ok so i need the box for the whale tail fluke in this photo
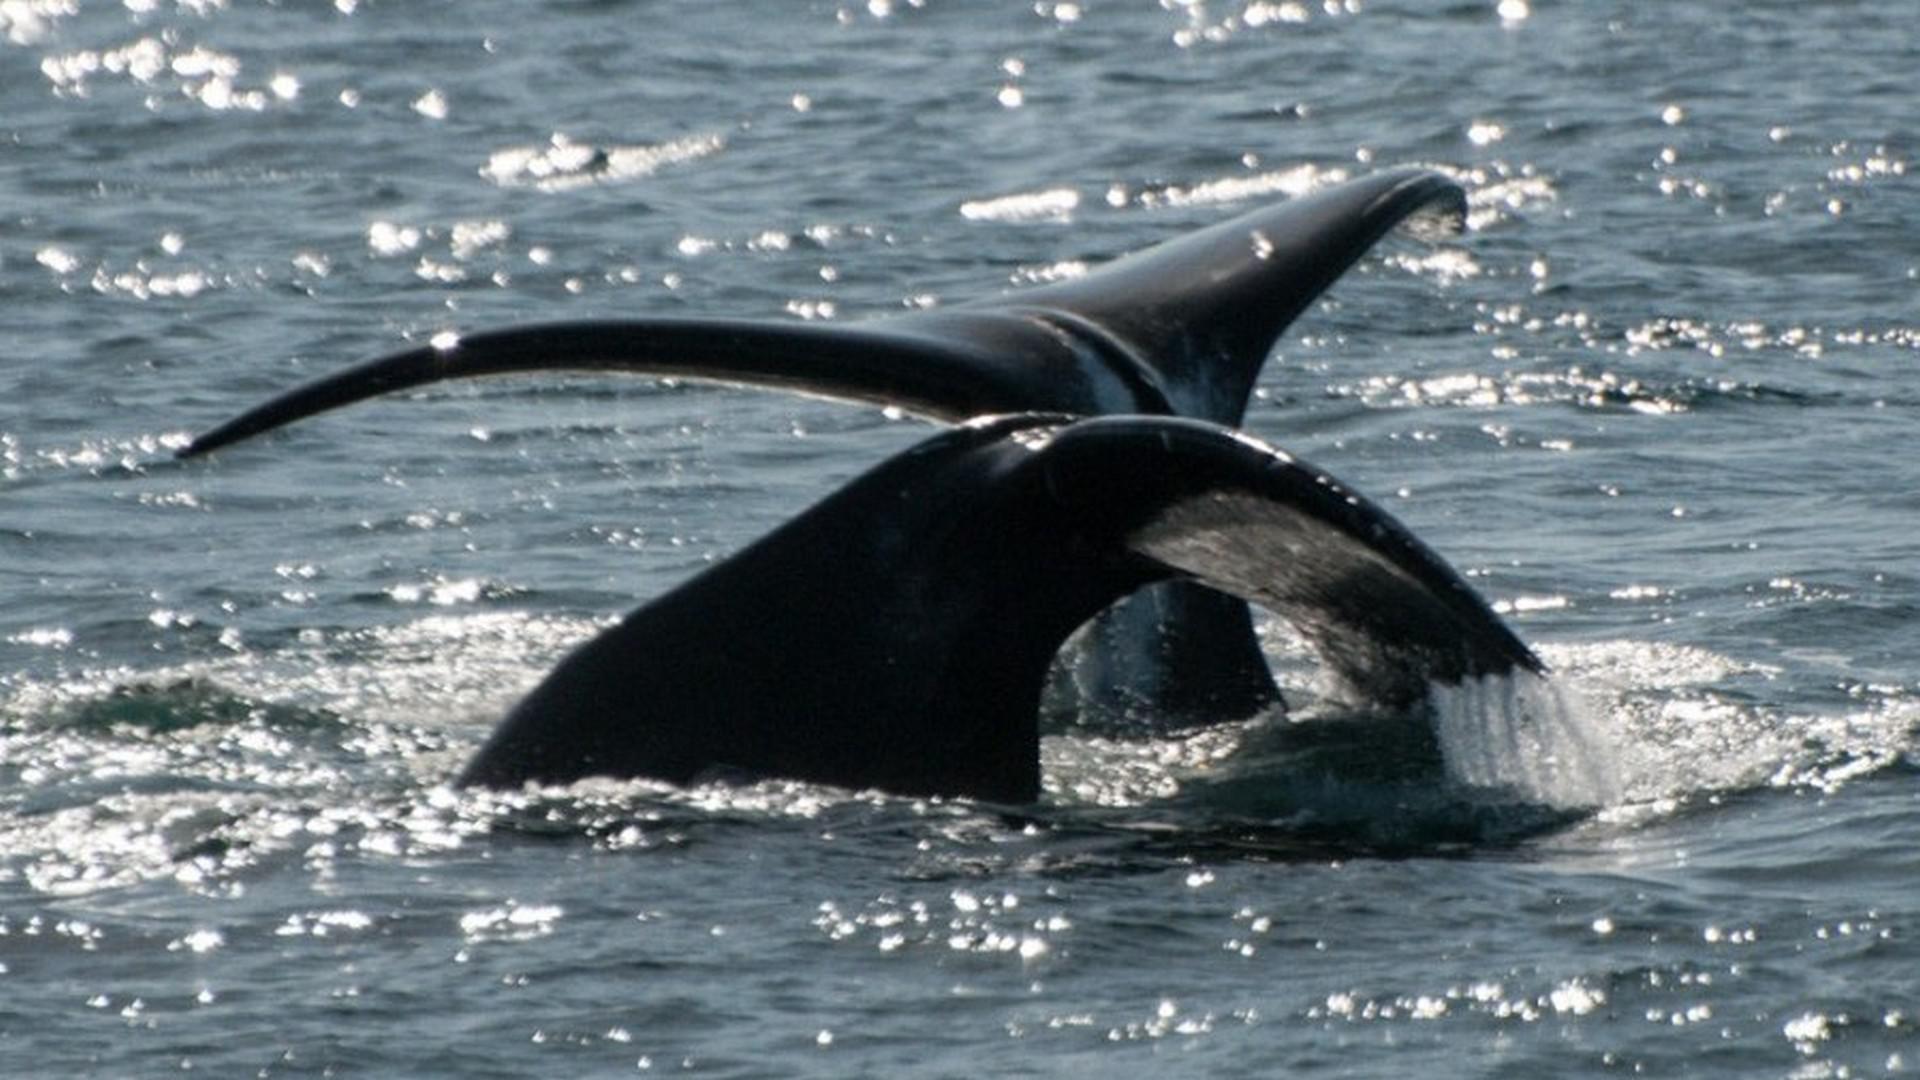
[1034,416,1540,700]
[176,168,1466,459]
[457,414,1538,800]
[175,170,1487,785]
[174,318,1041,458]
[1003,167,1467,422]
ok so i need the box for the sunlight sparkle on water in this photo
[1,0,76,46]
[1133,163,1342,209]
[34,246,80,274]
[37,35,291,111]
[461,902,564,942]
[1010,259,1088,286]
[959,187,1080,224]
[412,88,448,119]
[368,221,423,257]
[480,133,725,192]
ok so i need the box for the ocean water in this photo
[3,1,1917,1076]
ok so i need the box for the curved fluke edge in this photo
[456,414,1540,802]
[176,318,1055,458]
[1003,166,1465,421]
[176,167,1464,459]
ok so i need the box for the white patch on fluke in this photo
[1429,672,1622,809]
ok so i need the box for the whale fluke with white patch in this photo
[178,169,1467,729]
[454,415,1540,801]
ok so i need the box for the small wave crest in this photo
[480,132,725,192]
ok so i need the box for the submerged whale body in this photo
[179,169,1467,728]
[451,414,1538,799]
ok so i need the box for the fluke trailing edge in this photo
[452,415,1540,800]
[178,168,1468,727]
[179,169,1463,452]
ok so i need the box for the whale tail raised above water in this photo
[177,168,1464,457]
[177,168,1470,737]
[455,414,1540,801]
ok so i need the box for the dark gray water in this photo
[3,2,1917,1075]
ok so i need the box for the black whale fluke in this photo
[177,168,1463,457]
[177,168,1468,734]
[454,414,1540,801]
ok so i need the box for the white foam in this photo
[1430,672,1623,809]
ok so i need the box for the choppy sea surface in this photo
[3,2,1917,1076]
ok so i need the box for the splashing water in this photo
[1429,673,1623,810]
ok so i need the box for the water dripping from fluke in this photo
[1429,672,1624,811]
